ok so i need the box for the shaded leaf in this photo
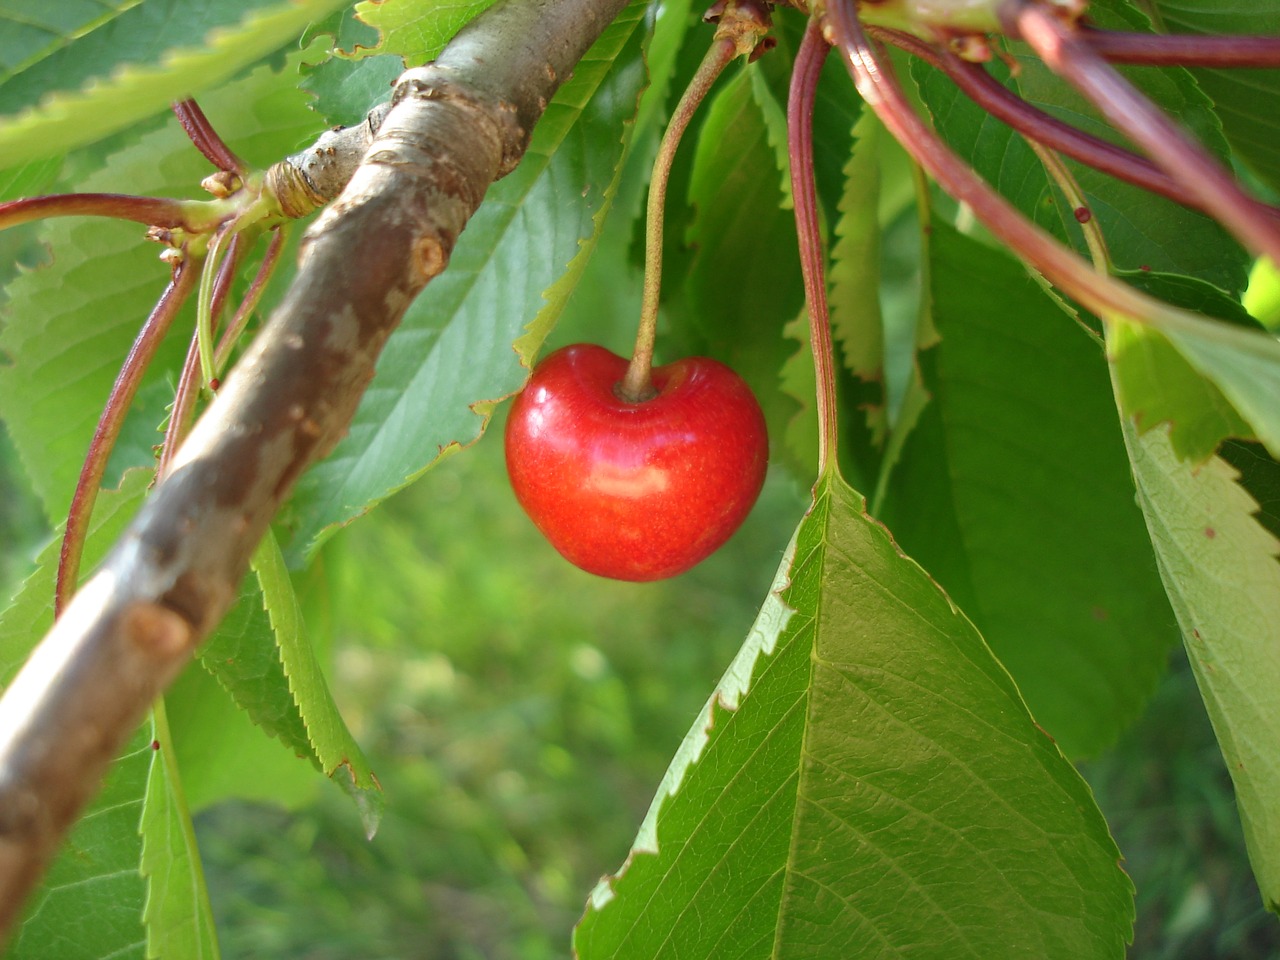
[829,110,887,464]
[878,222,1177,757]
[0,470,148,958]
[8,727,151,960]
[912,7,1250,295]
[680,64,804,460]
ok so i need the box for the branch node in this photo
[122,602,192,663]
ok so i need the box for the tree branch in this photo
[0,0,629,940]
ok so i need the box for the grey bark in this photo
[0,0,630,940]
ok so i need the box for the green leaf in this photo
[140,702,220,960]
[878,223,1177,757]
[829,110,887,458]
[0,0,349,165]
[0,1,139,84]
[285,2,649,557]
[1109,320,1254,462]
[0,54,328,521]
[166,657,318,813]
[1152,308,1280,464]
[1107,270,1266,462]
[1115,417,1280,912]
[196,577,312,762]
[299,5,405,127]
[355,0,497,64]
[0,470,149,958]
[250,529,382,833]
[576,473,1133,958]
[679,64,804,459]
[1152,0,1280,193]
[0,469,149,685]
[8,726,151,960]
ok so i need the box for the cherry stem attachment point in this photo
[55,261,200,614]
[788,18,839,477]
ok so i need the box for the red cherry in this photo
[505,344,768,581]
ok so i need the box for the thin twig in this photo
[1081,28,1280,68]
[870,26,1280,224]
[788,18,839,476]
[825,0,1253,335]
[54,263,200,614]
[0,193,223,232]
[1007,1,1280,265]
[173,99,248,176]
[214,228,288,375]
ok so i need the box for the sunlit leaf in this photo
[165,660,318,813]
[0,0,349,165]
[1115,417,1280,912]
[355,0,497,64]
[250,529,382,834]
[0,55,327,521]
[576,472,1133,959]
[1110,320,1254,462]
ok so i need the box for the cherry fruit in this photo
[505,344,768,581]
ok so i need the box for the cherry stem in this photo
[55,260,200,615]
[871,27,1280,225]
[213,227,288,373]
[788,18,839,477]
[1007,1,1280,267]
[1026,138,1112,273]
[158,231,269,481]
[827,0,1261,350]
[173,99,247,176]
[620,36,739,403]
[160,328,206,481]
[1080,28,1280,69]
[197,214,259,387]
[0,193,221,233]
